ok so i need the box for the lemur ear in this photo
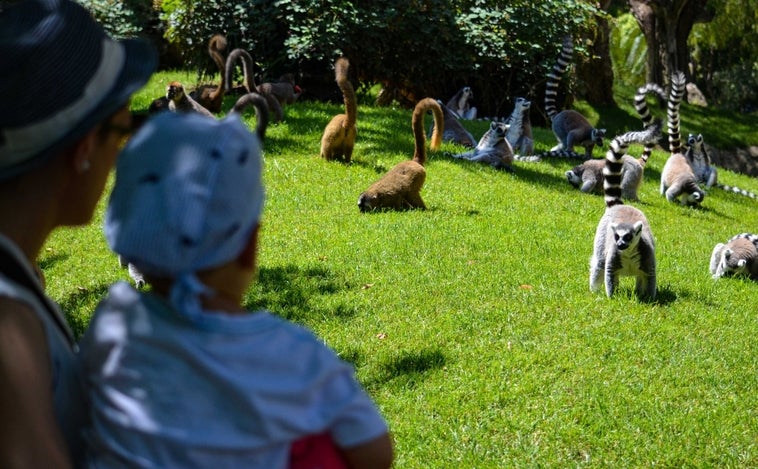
[737,259,747,268]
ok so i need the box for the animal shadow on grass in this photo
[363,348,446,392]
[38,252,69,271]
[58,283,111,339]
[244,264,358,325]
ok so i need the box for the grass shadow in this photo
[364,347,446,391]
[245,264,357,325]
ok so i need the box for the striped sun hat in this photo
[0,0,157,180]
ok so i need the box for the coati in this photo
[589,123,662,300]
[258,73,303,107]
[430,100,476,148]
[710,233,758,280]
[544,35,606,158]
[166,81,214,118]
[357,98,443,212]
[230,92,269,140]
[223,48,285,122]
[452,121,542,171]
[446,86,477,120]
[320,57,358,162]
[660,71,705,206]
[190,34,228,114]
[504,97,534,156]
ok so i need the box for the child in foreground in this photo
[78,112,393,468]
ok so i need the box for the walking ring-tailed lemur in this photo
[543,35,606,159]
[589,122,662,300]
[710,233,758,280]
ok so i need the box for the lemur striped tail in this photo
[717,183,758,200]
[534,149,591,160]
[544,36,573,121]
[603,120,663,207]
[634,83,666,165]
[667,71,686,154]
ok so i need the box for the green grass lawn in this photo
[44,72,758,467]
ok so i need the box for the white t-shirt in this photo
[79,281,388,468]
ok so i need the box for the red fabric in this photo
[289,432,348,469]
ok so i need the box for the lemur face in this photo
[593,128,606,146]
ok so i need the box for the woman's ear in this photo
[69,131,97,174]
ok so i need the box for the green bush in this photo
[156,0,602,116]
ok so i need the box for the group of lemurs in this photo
[131,33,758,291]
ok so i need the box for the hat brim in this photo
[0,37,157,181]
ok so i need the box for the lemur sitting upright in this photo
[544,35,605,159]
[446,86,477,120]
[504,97,534,156]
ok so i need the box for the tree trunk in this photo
[576,0,616,106]
[628,0,712,89]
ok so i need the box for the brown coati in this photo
[357,98,444,212]
[544,35,606,158]
[166,81,214,118]
[320,57,358,162]
[230,92,269,140]
[190,34,228,114]
[224,48,284,122]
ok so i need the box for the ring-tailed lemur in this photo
[446,86,477,120]
[589,122,662,300]
[660,71,705,206]
[685,133,717,188]
[667,71,686,154]
[504,97,534,156]
[710,233,758,280]
[544,35,606,158]
[634,82,666,164]
[568,83,666,199]
[430,100,476,148]
[451,121,541,171]
[565,84,666,200]
[565,120,662,200]
[685,133,758,199]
